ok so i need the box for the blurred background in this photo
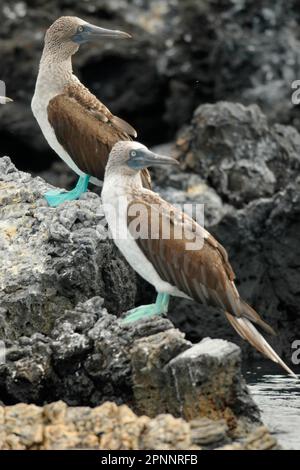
[1,0,300,173]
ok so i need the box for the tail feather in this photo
[241,300,276,336]
[225,312,297,378]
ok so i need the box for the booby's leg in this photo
[122,293,170,324]
[45,175,90,207]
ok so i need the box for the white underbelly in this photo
[32,100,103,186]
[115,232,178,294]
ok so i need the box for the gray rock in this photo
[1,294,260,435]
[131,328,191,417]
[0,293,179,406]
[0,156,137,340]
[132,336,260,432]
[176,102,300,207]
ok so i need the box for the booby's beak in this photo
[127,148,179,170]
[72,23,131,44]
[0,96,13,104]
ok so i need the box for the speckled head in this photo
[106,141,179,177]
[44,16,131,59]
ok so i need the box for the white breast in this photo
[31,73,85,177]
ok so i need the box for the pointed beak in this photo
[0,96,13,104]
[127,148,179,170]
[73,23,131,44]
[87,24,131,39]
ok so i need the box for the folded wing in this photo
[47,84,150,188]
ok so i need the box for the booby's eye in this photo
[77,25,84,33]
[130,150,137,157]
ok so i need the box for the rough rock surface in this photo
[1,0,300,173]
[0,294,259,436]
[176,102,300,208]
[0,401,278,450]
[0,156,137,339]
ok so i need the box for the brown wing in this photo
[64,82,138,138]
[127,193,236,308]
[47,85,151,188]
[48,94,124,179]
[127,192,274,334]
[127,193,294,375]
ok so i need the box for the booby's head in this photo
[44,16,131,58]
[107,141,179,177]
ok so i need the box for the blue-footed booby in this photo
[102,141,297,378]
[32,16,150,207]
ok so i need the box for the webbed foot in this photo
[45,175,90,207]
[122,293,170,324]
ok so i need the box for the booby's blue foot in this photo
[122,293,170,324]
[45,175,90,207]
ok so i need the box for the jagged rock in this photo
[132,337,260,432]
[0,156,136,339]
[0,401,278,450]
[0,290,261,435]
[1,0,300,174]
[3,403,44,449]
[175,102,300,208]
[130,328,190,418]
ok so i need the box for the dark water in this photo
[245,362,300,450]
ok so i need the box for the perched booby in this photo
[32,16,150,207]
[102,141,297,378]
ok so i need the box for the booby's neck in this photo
[35,45,77,95]
[102,168,144,201]
[39,50,73,80]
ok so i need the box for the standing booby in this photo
[102,141,297,378]
[32,16,150,207]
